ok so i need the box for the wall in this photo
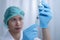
[48,0,60,40]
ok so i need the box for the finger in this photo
[44,8,50,12]
[41,1,50,9]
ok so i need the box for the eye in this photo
[19,17,22,21]
[11,18,16,21]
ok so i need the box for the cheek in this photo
[20,21,24,27]
[8,22,17,31]
[11,22,16,26]
[8,21,16,28]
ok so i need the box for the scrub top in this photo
[0,30,41,40]
[0,30,23,40]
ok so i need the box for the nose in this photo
[16,21,21,26]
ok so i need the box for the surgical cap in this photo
[4,6,25,25]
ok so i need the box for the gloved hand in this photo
[23,24,38,40]
[38,1,52,28]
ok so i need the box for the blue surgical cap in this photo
[4,6,25,25]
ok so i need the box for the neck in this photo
[9,30,21,40]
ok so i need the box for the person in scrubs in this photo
[0,6,40,40]
[0,1,52,40]
[3,6,24,40]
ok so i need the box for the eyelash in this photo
[11,19,16,21]
[19,18,22,20]
[11,18,22,21]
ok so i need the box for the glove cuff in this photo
[40,24,48,28]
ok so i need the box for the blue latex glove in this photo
[23,24,38,40]
[38,1,52,28]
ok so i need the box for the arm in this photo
[42,28,50,40]
[38,0,52,40]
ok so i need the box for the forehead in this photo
[11,15,23,19]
